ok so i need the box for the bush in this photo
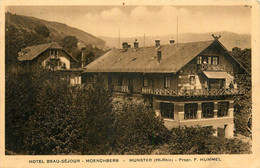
[168,126,214,154]
[166,126,251,154]
[6,70,114,155]
[204,136,251,154]
[111,98,171,154]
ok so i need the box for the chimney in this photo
[134,39,139,49]
[122,42,129,51]
[155,39,160,48]
[169,39,175,44]
[81,51,86,68]
[81,47,87,68]
[157,50,162,63]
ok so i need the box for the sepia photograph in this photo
[4,4,253,155]
[1,1,259,167]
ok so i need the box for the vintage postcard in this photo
[0,0,259,167]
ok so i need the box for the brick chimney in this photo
[169,39,175,44]
[155,39,160,48]
[134,39,139,49]
[81,48,86,68]
[122,42,129,51]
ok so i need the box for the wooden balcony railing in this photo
[199,64,226,71]
[113,86,130,93]
[141,87,246,97]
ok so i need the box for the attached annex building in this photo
[83,37,248,138]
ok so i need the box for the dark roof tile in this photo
[84,40,214,73]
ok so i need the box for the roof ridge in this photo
[113,40,214,51]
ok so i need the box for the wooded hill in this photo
[6,12,106,49]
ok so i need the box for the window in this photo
[197,56,202,64]
[165,77,171,88]
[160,102,174,119]
[50,50,58,56]
[143,76,149,87]
[212,56,219,65]
[148,78,154,87]
[184,103,198,119]
[208,56,212,64]
[189,76,196,89]
[179,75,189,85]
[218,102,229,117]
[118,76,123,86]
[202,56,208,64]
[202,103,214,118]
[143,76,153,87]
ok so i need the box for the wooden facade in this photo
[84,38,247,138]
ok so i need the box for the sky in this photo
[6,6,251,38]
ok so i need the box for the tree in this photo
[60,36,78,54]
[231,48,252,136]
[79,74,114,154]
[34,25,50,38]
[111,98,170,154]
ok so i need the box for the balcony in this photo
[199,64,226,71]
[113,86,130,93]
[141,87,245,97]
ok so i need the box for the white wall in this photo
[41,56,70,69]
[60,56,70,69]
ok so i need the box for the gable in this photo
[178,40,248,74]
[18,42,78,63]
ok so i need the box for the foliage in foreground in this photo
[5,69,113,154]
[231,47,252,137]
[111,98,171,154]
[164,126,251,154]
[6,69,251,155]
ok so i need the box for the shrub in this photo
[168,126,214,154]
[111,98,171,154]
[6,70,114,155]
[166,126,251,154]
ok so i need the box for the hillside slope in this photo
[100,31,251,50]
[6,12,106,49]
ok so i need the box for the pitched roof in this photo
[18,42,77,62]
[84,40,214,73]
